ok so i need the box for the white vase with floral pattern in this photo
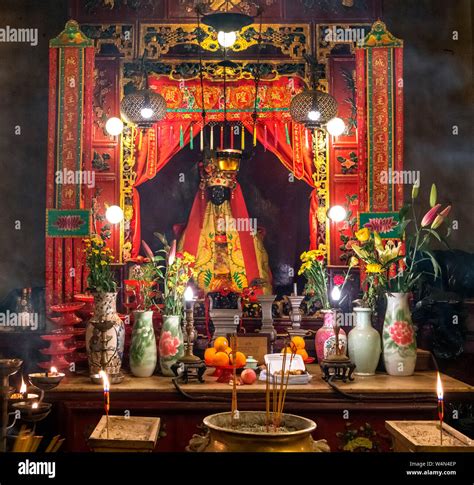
[383,292,417,376]
[159,315,184,377]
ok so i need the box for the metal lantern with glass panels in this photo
[290,55,345,136]
[289,89,338,129]
[120,88,167,129]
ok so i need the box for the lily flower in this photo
[421,204,441,227]
[431,205,452,230]
[373,231,384,251]
[376,240,402,265]
[430,183,437,207]
[352,244,370,261]
[168,240,177,266]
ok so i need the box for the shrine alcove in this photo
[137,138,312,296]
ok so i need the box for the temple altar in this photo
[0,0,473,479]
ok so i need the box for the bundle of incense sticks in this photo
[230,334,238,428]
[13,426,64,452]
[265,342,296,431]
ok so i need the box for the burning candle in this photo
[210,126,214,150]
[99,370,110,439]
[49,366,58,377]
[200,125,204,151]
[437,372,444,445]
[20,379,27,400]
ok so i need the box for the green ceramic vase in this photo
[130,310,157,378]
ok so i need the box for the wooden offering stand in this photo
[320,322,355,382]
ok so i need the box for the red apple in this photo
[240,368,257,385]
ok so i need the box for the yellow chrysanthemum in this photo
[298,261,312,275]
[366,263,382,273]
[355,227,370,242]
[100,260,107,266]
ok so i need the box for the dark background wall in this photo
[383,0,473,252]
[0,0,471,300]
[0,0,68,300]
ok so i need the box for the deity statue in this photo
[178,149,272,295]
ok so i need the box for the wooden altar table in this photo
[46,366,474,452]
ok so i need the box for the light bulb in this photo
[331,286,341,302]
[327,117,345,136]
[140,107,153,119]
[184,286,194,302]
[105,205,124,224]
[327,205,347,222]
[217,30,237,48]
[105,117,124,136]
[308,110,321,121]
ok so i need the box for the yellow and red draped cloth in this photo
[130,75,318,257]
[356,20,404,213]
[177,183,272,294]
[46,21,94,305]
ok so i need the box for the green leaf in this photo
[423,249,441,279]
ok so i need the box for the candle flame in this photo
[20,379,27,394]
[437,372,444,400]
[32,402,39,409]
[50,366,58,375]
[99,370,110,392]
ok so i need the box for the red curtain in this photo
[131,119,320,256]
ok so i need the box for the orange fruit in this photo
[214,336,229,352]
[204,347,217,365]
[291,336,305,350]
[230,351,246,368]
[224,347,233,355]
[213,351,230,367]
[296,348,309,361]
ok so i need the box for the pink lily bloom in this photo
[421,204,441,227]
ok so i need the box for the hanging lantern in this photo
[290,89,338,129]
[120,89,167,129]
[201,12,253,48]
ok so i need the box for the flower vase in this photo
[86,291,125,378]
[348,307,381,376]
[130,311,157,378]
[383,293,417,376]
[159,315,184,377]
[315,309,347,362]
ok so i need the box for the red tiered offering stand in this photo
[39,303,86,372]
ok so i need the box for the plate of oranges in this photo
[204,337,248,383]
[281,336,315,364]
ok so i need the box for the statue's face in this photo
[207,186,230,206]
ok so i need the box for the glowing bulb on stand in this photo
[184,286,194,302]
[327,205,347,223]
[105,205,124,224]
[327,117,345,137]
[217,30,237,48]
[331,286,342,302]
[105,117,124,136]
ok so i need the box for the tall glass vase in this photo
[348,307,381,376]
[159,315,184,377]
[86,291,125,379]
[130,310,157,378]
[383,292,417,376]
[315,309,347,363]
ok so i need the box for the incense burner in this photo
[187,411,329,452]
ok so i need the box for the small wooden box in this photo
[88,415,160,452]
[386,420,474,452]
